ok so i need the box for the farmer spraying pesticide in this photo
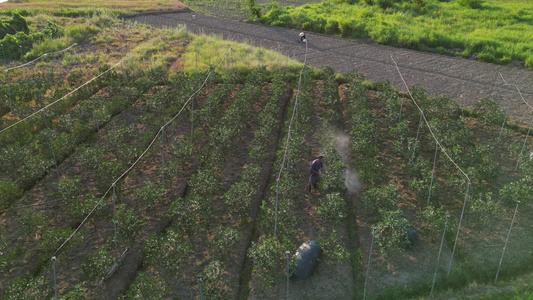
[308,155,323,192]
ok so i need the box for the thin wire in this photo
[276,40,308,182]
[0,61,121,135]
[5,43,77,72]
[52,49,230,257]
[390,55,471,184]
[499,72,533,112]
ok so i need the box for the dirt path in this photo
[127,10,533,126]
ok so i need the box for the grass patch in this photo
[0,0,184,13]
[181,33,302,73]
[260,0,533,68]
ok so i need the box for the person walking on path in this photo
[308,155,323,192]
[299,32,306,43]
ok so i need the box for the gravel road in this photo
[127,10,533,125]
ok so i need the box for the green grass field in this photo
[260,0,533,68]
[0,0,186,12]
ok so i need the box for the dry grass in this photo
[0,0,188,11]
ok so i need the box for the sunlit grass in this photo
[261,0,533,68]
[181,33,302,73]
[0,0,185,12]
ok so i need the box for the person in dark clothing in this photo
[308,155,323,192]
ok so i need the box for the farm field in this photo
[0,0,187,12]
[185,0,533,69]
[1,3,533,300]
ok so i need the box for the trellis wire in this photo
[363,227,376,300]
[430,215,450,298]
[285,40,307,173]
[494,200,520,284]
[5,43,77,73]
[390,55,472,277]
[274,39,308,237]
[498,73,533,170]
[51,48,230,261]
[0,60,122,135]
[4,43,77,115]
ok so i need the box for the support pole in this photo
[197,276,204,300]
[161,127,165,185]
[286,250,291,300]
[112,183,118,260]
[191,94,194,143]
[515,118,532,171]
[412,114,423,161]
[52,256,58,300]
[430,215,450,298]
[427,142,439,206]
[363,227,376,300]
[448,182,471,276]
[42,109,58,170]
[494,201,520,284]
[91,86,100,132]
[274,178,280,237]
[7,70,13,116]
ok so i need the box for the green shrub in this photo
[2,275,52,300]
[248,236,291,288]
[456,0,485,9]
[421,205,452,234]
[116,204,148,246]
[499,179,533,206]
[41,20,64,39]
[317,193,347,226]
[359,159,388,186]
[82,249,115,281]
[0,180,23,209]
[525,55,533,69]
[144,228,193,274]
[210,226,242,261]
[0,31,34,59]
[0,12,29,40]
[66,24,100,43]
[473,99,506,126]
[376,0,394,9]
[119,272,166,300]
[135,181,166,211]
[361,183,402,215]
[202,260,230,299]
[59,285,85,300]
[374,209,411,256]
[469,192,502,227]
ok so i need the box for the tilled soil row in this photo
[126,10,533,126]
